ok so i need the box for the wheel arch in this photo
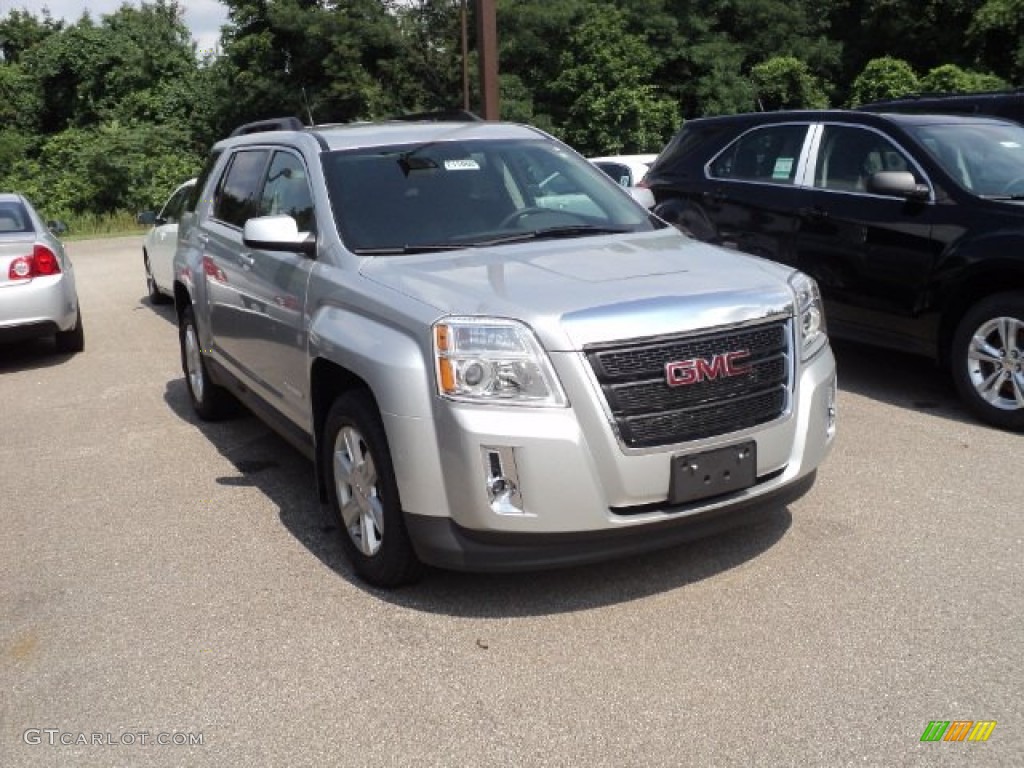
[938,263,1024,367]
[310,358,375,503]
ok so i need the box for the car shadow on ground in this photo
[164,376,794,617]
[135,295,177,325]
[830,339,979,427]
[0,337,77,372]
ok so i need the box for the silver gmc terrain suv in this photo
[173,115,837,587]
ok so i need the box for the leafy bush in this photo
[751,56,830,110]
[848,57,919,106]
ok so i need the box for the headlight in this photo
[433,317,568,406]
[789,272,827,360]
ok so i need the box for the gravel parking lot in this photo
[1,236,1020,767]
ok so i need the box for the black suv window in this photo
[709,124,808,184]
[258,151,316,233]
[214,149,270,228]
[813,125,921,193]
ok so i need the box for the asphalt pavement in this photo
[1,236,1020,767]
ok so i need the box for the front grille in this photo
[585,320,791,448]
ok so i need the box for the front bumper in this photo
[406,471,816,571]
[390,341,837,570]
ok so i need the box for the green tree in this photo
[3,123,201,217]
[211,0,408,131]
[848,56,920,106]
[550,5,679,153]
[0,8,62,63]
[829,0,989,102]
[751,56,829,110]
[968,0,1024,84]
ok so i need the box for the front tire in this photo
[323,390,423,587]
[179,304,235,420]
[951,292,1024,431]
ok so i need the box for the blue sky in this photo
[0,0,229,53]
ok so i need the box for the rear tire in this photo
[179,304,236,420]
[55,306,85,354]
[323,390,423,587]
[951,292,1024,431]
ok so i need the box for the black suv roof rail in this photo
[228,116,306,137]
[872,87,1024,102]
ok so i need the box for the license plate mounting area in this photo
[668,441,757,505]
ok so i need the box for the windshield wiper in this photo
[352,244,467,255]
[469,225,633,246]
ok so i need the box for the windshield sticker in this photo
[773,157,794,179]
[444,159,481,171]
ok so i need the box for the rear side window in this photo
[709,124,808,184]
[213,150,270,227]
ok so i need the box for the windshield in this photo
[322,138,661,253]
[907,121,1024,197]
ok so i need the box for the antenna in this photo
[301,88,315,127]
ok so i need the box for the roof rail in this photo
[228,116,306,137]
[882,87,1024,102]
[389,109,484,123]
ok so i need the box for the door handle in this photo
[238,252,255,269]
[799,207,828,219]
[196,234,209,247]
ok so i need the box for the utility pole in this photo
[475,0,499,120]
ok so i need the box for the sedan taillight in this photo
[8,245,61,280]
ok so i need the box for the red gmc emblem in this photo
[666,350,751,387]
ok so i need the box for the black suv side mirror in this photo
[867,171,930,200]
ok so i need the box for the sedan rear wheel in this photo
[952,292,1024,431]
[55,306,85,354]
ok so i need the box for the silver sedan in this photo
[0,193,83,353]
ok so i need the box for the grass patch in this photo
[57,210,149,240]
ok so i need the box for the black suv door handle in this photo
[799,206,829,219]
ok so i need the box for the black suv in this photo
[644,109,1024,430]
[858,88,1024,126]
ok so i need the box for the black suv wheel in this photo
[952,293,1024,431]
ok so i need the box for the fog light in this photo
[481,446,528,516]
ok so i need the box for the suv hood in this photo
[359,229,796,350]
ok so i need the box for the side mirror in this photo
[137,211,157,226]
[628,186,656,209]
[867,171,930,200]
[47,220,68,235]
[243,214,316,256]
